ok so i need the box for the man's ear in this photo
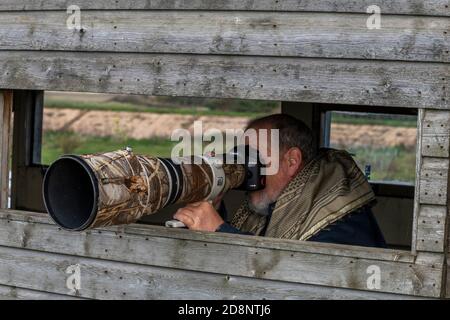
[285,147,302,176]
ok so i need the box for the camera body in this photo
[227,145,266,192]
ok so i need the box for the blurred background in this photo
[42,92,417,184]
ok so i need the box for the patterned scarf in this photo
[230,149,376,240]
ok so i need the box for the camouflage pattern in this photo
[78,149,245,229]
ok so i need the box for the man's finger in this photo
[174,211,195,227]
[187,201,204,207]
[174,207,194,218]
[191,200,213,207]
[174,207,195,219]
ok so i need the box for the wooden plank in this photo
[0,246,426,300]
[0,209,417,262]
[0,51,448,109]
[0,212,442,297]
[412,108,424,254]
[447,260,450,298]
[419,157,449,205]
[421,110,450,158]
[0,12,448,63]
[0,284,83,300]
[416,205,447,252]
[0,91,12,209]
[0,0,448,16]
[447,254,450,297]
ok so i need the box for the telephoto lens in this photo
[43,147,264,231]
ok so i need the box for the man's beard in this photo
[248,190,278,217]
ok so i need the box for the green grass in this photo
[329,112,417,183]
[333,145,416,183]
[331,113,417,128]
[42,131,177,165]
[44,99,266,118]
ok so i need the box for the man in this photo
[174,114,386,248]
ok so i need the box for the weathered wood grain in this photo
[419,157,449,205]
[0,246,427,300]
[411,109,424,254]
[0,0,448,16]
[421,110,450,158]
[447,260,450,298]
[414,109,450,256]
[0,51,448,109]
[0,284,83,300]
[416,205,447,252]
[0,209,417,262]
[0,210,442,297]
[0,11,448,63]
[0,91,12,209]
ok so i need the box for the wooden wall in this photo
[0,91,12,209]
[415,110,450,252]
[0,1,448,15]
[0,209,435,299]
[0,1,449,299]
[411,109,450,298]
[0,1,448,109]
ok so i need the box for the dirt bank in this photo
[43,108,249,139]
[43,108,416,148]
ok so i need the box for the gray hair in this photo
[246,114,317,164]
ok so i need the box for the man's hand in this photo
[174,201,224,232]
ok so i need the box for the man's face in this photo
[244,125,302,215]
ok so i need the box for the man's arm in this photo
[216,222,254,235]
[308,207,387,248]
